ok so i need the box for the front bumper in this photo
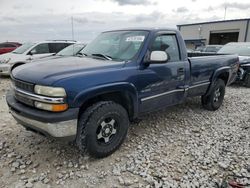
[0,64,11,76]
[6,91,79,140]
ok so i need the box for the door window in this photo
[32,43,49,54]
[151,35,180,62]
[49,43,72,53]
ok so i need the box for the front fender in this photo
[73,82,138,117]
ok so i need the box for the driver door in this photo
[139,32,188,113]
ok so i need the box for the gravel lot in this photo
[0,77,249,188]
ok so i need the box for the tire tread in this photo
[201,79,225,111]
[76,101,129,158]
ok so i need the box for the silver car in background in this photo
[0,40,75,76]
[218,42,250,87]
[35,43,86,61]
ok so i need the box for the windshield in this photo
[12,43,35,54]
[80,30,148,61]
[57,44,85,56]
[218,43,250,56]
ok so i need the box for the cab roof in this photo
[103,27,178,33]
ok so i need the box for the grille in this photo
[12,78,34,106]
[13,79,34,92]
[15,92,34,106]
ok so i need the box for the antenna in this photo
[71,16,74,40]
[224,5,227,20]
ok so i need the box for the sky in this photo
[0,0,250,43]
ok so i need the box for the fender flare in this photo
[206,66,230,96]
[73,82,139,118]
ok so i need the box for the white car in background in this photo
[36,43,86,61]
[0,40,75,76]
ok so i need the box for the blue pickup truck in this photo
[7,28,239,158]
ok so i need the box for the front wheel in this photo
[201,79,225,111]
[76,101,129,158]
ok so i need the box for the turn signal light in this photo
[34,101,68,112]
[52,104,68,112]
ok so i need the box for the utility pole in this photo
[71,16,74,40]
[224,5,227,20]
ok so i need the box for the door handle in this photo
[177,68,185,81]
[178,68,185,75]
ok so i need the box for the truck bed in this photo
[187,54,238,97]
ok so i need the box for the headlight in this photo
[34,85,66,97]
[34,102,68,112]
[0,58,11,64]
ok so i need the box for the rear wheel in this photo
[76,101,129,158]
[244,72,250,88]
[201,79,225,111]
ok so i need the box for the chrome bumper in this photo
[0,64,11,75]
[10,109,77,138]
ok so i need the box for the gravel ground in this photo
[0,77,249,188]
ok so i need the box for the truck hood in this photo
[0,52,27,64]
[12,56,125,85]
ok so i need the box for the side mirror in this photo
[149,51,168,64]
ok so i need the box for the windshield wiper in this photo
[91,53,112,60]
[76,52,88,57]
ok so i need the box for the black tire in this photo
[201,79,225,111]
[76,101,129,158]
[244,72,250,88]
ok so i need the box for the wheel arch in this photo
[74,83,138,121]
[10,62,26,72]
[205,67,230,96]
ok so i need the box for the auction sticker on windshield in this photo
[126,36,145,42]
